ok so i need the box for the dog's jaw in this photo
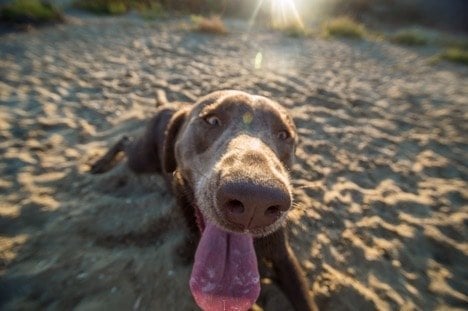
[190,171,294,311]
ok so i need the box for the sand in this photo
[0,15,467,310]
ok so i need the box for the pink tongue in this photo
[189,221,260,311]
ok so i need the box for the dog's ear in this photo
[163,108,189,173]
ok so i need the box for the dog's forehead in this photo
[192,91,290,119]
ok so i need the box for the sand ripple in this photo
[1,16,467,310]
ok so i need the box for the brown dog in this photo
[90,90,317,311]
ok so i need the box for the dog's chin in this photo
[201,206,287,238]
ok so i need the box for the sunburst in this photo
[248,0,304,30]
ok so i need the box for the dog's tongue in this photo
[190,221,260,311]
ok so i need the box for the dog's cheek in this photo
[274,141,295,169]
[192,127,224,155]
[194,172,218,219]
[175,135,198,180]
[193,134,212,155]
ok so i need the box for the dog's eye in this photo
[277,130,290,140]
[204,115,221,127]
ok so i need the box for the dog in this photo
[90,90,317,311]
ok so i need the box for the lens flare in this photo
[254,52,263,69]
[270,0,304,29]
[248,0,304,30]
[248,0,266,29]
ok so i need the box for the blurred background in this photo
[1,0,468,31]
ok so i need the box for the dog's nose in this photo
[217,181,291,229]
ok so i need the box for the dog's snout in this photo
[217,181,291,229]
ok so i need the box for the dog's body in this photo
[91,90,317,311]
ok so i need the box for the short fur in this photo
[90,90,317,311]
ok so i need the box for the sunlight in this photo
[270,0,304,29]
[248,0,305,30]
[248,0,266,29]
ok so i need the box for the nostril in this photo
[217,180,291,229]
[226,199,245,214]
[265,205,282,218]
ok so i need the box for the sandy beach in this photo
[0,14,467,310]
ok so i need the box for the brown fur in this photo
[90,90,317,311]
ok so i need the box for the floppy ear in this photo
[162,108,188,173]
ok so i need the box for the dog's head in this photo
[162,90,298,310]
[164,90,298,237]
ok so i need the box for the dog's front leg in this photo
[256,228,318,311]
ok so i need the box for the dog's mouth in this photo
[189,207,261,311]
